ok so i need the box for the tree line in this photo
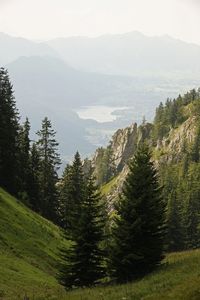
[153,88,200,141]
[0,68,61,223]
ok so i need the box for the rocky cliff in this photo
[92,90,200,206]
[92,122,153,185]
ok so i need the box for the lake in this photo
[76,105,128,123]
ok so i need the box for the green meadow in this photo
[0,188,200,300]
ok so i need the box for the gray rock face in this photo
[92,122,153,178]
[110,123,138,172]
[93,114,198,207]
[156,116,197,165]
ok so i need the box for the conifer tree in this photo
[166,191,184,251]
[17,117,31,202]
[110,143,166,282]
[191,124,200,163]
[58,171,106,289]
[0,68,20,194]
[36,117,61,222]
[59,163,73,228]
[28,142,41,212]
[65,152,85,232]
[183,170,200,249]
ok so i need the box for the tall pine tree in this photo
[59,163,73,228]
[166,190,184,251]
[28,142,41,212]
[61,152,85,231]
[36,117,61,222]
[0,68,20,194]
[17,117,31,202]
[110,143,166,282]
[58,170,106,289]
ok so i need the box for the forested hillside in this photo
[93,88,200,252]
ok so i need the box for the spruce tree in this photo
[184,193,200,249]
[191,123,200,163]
[0,68,20,194]
[183,169,200,249]
[59,163,73,228]
[58,172,106,289]
[65,152,85,232]
[17,117,31,202]
[36,117,61,222]
[28,143,41,212]
[110,143,166,282]
[166,191,184,251]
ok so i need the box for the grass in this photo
[63,249,200,300]
[0,188,200,299]
[0,188,67,299]
[101,175,120,195]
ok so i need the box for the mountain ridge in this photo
[92,89,200,203]
[47,31,200,77]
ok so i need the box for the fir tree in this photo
[0,68,20,194]
[110,143,166,282]
[17,117,31,202]
[191,123,200,163]
[36,117,61,222]
[65,152,85,232]
[184,193,200,249]
[166,191,184,251]
[183,170,200,249]
[58,172,106,289]
[59,163,73,228]
[28,142,41,212]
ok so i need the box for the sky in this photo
[0,0,199,44]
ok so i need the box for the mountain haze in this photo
[47,31,200,78]
[0,32,58,65]
[1,31,200,158]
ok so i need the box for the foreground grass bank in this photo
[0,188,67,299]
[0,188,200,299]
[64,249,200,300]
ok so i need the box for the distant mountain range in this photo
[47,31,200,78]
[0,32,58,65]
[1,31,200,161]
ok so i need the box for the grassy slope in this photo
[0,188,67,299]
[101,175,119,196]
[65,250,200,300]
[0,188,200,299]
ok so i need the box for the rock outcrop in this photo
[94,114,199,207]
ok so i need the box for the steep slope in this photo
[95,89,200,202]
[0,188,67,299]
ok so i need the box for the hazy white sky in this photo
[0,0,199,44]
